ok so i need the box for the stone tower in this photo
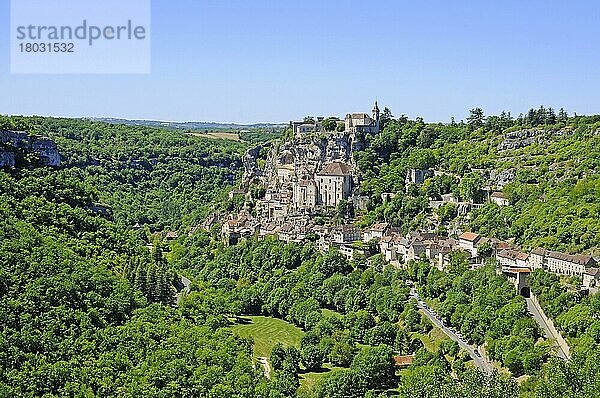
[372,101,380,130]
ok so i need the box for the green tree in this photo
[467,108,485,129]
[270,343,287,370]
[351,345,396,391]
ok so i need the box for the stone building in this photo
[276,165,295,185]
[490,192,509,206]
[344,102,380,134]
[583,268,600,289]
[363,222,390,242]
[458,232,481,258]
[528,248,597,277]
[290,117,324,134]
[315,162,353,207]
[293,180,317,210]
[528,248,546,270]
[406,169,434,185]
[496,249,529,269]
[331,224,361,244]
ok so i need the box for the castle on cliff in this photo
[245,103,381,221]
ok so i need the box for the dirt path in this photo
[257,357,271,379]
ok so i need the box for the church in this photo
[344,101,380,134]
[289,101,381,135]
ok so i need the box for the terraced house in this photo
[529,248,597,276]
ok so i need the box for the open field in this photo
[231,316,304,359]
[231,316,345,393]
[298,364,345,395]
[417,326,452,353]
[186,132,241,141]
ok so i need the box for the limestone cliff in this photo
[242,131,364,189]
[0,130,61,168]
[29,137,61,167]
[0,150,16,168]
[497,128,575,151]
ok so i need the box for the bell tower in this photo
[372,101,380,131]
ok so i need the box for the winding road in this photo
[409,286,493,373]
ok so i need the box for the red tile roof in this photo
[459,232,480,242]
[393,355,414,367]
[507,267,532,273]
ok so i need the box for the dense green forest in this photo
[0,117,274,396]
[174,233,524,397]
[0,169,281,397]
[2,115,245,230]
[2,112,600,397]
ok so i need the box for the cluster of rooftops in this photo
[215,209,599,289]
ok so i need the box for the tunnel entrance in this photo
[520,286,531,298]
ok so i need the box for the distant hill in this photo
[92,118,287,131]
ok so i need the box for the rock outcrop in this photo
[492,168,517,189]
[243,131,364,189]
[30,137,61,166]
[497,128,572,151]
[0,150,16,168]
[497,130,541,151]
[242,143,270,187]
[0,130,61,168]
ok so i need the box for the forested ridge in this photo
[3,115,245,230]
[0,167,283,396]
[355,107,600,253]
[0,117,273,397]
[2,112,600,397]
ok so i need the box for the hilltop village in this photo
[208,104,599,294]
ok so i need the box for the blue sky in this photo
[1,0,600,123]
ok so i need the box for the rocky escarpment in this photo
[0,130,61,168]
[0,150,16,168]
[490,168,517,189]
[242,131,364,189]
[242,143,271,187]
[497,128,574,151]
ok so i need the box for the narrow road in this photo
[525,295,570,360]
[409,287,493,373]
[257,357,271,379]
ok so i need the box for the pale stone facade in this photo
[315,162,353,207]
[406,169,434,185]
[490,192,509,206]
[458,232,481,258]
[496,249,529,269]
[293,180,317,210]
[527,248,597,276]
[344,101,380,134]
